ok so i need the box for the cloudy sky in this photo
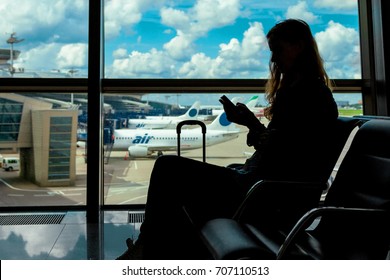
[0,0,359,80]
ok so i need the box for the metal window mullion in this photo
[85,0,104,260]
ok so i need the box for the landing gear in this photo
[157,151,163,157]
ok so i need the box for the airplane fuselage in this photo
[112,110,239,158]
[113,128,239,155]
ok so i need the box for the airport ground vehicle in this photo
[2,157,20,171]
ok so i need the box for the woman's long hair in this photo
[264,19,331,120]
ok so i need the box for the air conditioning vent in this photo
[128,211,145,223]
[0,214,65,225]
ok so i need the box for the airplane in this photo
[112,110,240,158]
[145,101,200,121]
[127,101,201,129]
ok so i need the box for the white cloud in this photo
[110,48,175,78]
[104,0,142,39]
[285,1,319,23]
[314,0,358,10]
[104,0,166,39]
[192,0,242,32]
[215,22,267,72]
[179,21,268,78]
[163,33,194,60]
[14,42,87,71]
[178,53,215,77]
[57,43,88,68]
[160,7,191,30]
[161,0,241,35]
[241,22,268,58]
[110,21,269,79]
[113,48,128,59]
[0,0,87,41]
[315,21,361,78]
[161,0,241,60]
[15,43,63,71]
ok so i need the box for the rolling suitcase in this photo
[176,120,207,162]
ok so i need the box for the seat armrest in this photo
[226,163,244,169]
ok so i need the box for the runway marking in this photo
[0,178,86,192]
[119,195,147,204]
[63,193,82,196]
[48,191,65,195]
[0,178,16,189]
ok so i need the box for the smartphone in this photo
[219,95,235,108]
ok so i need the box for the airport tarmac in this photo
[0,120,358,207]
[0,125,255,206]
[103,125,253,205]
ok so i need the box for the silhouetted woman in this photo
[117,19,338,260]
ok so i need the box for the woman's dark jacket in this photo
[244,77,339,183]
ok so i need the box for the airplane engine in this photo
[128,146,150,158]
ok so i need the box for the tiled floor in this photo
[0,211,142,260]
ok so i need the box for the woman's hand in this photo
[223,102,261,129]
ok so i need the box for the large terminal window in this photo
[0,1,364,210]
[0,98,23,141]
[102,0,361,205]
[49,116,73,180]
[0,0,89,207]
[104,0,360,79]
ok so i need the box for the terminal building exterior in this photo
[0,93,78,187]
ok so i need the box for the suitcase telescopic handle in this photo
[176,120,207,162]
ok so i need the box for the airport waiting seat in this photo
[183,117,360,259]
[200,119,390,259]
[224,117,361,231]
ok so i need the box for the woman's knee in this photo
[154,155,193,169]
[151,155,188,179]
